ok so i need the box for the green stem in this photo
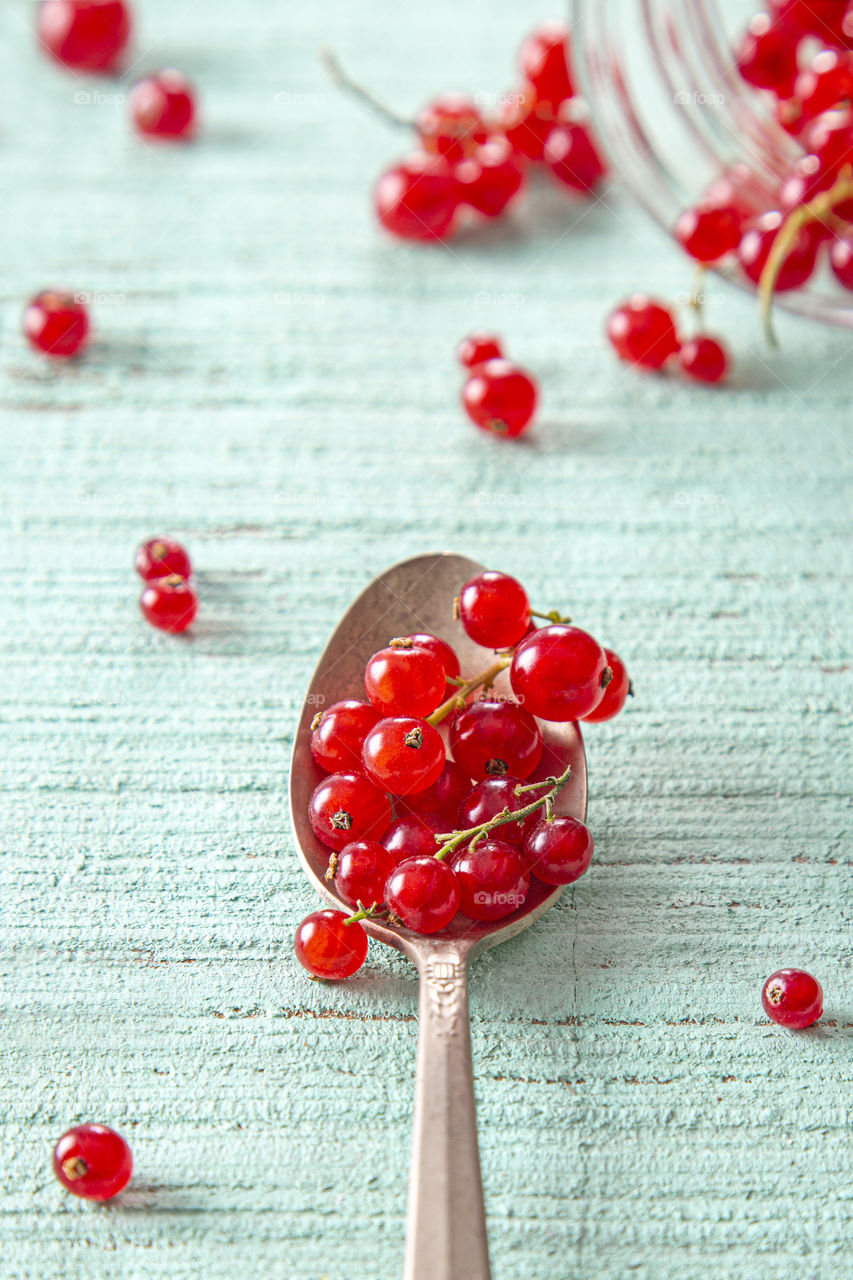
[343,902,383,926]
[530,608,571,624]
[426,655,511,727]
[432,760,573,861]
[320,48,413,130]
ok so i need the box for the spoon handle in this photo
[403,946,491,1280]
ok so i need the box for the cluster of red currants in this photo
[457,333,538,438]
[37,0,197,141]
[367,22,606,242]
[294,569,631,981]
[135,536,198,633]
[606,297,730,385]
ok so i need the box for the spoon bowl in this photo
[289,552,587,1280]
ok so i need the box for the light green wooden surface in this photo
[2,1,852,1278]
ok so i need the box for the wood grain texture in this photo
[1,1,851,1278]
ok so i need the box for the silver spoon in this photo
[289,552,587,1280]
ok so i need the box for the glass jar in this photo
[570,0,853,327]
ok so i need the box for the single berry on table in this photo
[510,624,609,721]
[362,716,446,795]
[53,1124,132,1200]
[311,699,381,773]
[606,297,680,370]
[674,204,742,262]
[458,569,531,648]
[454,136,526,218]
[416,92,487,163]
[331,840,396,909]
[457,332,503,368]
[308,771,392,850]
[381,812,446,860]
[523,815,593,885]
[679,335,730,385]
[581,649,631,722]
[453,838,530,920]
[761,968,823,1028]
[139,574,198,633]
[385,854,460,934]
[24,291,89,358]
[462,359,538,438]
[543,123,606,193]
[396,632,460,698]
[518,21,575,106]
[375,152,458,241]
[457,775,534,848]
[130,70,197,140]
[364,644,446,718]
[449,698,543,780]
[294,909,368,979]
[38,0,131,73]
[402,759,473,822]
[134,536,191,582]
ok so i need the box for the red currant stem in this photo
[343,901,384,926]
[544,795,556,822]
[433,760,573,861]
[426,656,512,727]
[689,265,706,322]
[530,608,571,624]
[759,168,853,347]
[513,774,561,795]
[320,48,414,131]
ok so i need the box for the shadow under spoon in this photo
[289,552,588,1280]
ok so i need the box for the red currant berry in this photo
[308,771,392,851]
[581,648,631,722]
[332,840,396,909]
[403,760,473,822]
[773,0,852,46]
[606,296,680,370]
[53,1124,132,1200]
[804,107,853,172]
[761,968,823,1028]
[294,909,368,980]
[455,136,526,217]
[38,0,131,73]
[310,699,381,773]
[134,536,191,582]
[794,49,853,123]
[385,855,460,934]
[364,644,445,718]
[139,574,198,633]
[518,22,575,106]
[453,838,530,920]
[674,204,742,262]
[396,633,460,698]
[381,812,446,860]
[362,717,446,796]
[510,624,609,722]
[703,164,772,221]
[737,14,799,98]
[450,699,543,780]
[678,335,730,385]
[458,570,531,649]
[497,87,556,162]
[457,776,534,848]
[737,212,819,291]
[462,359,538,438]
[24,290,89,358]
[830,232,853,288]
[457,332,503,368]
[543,123,606,193]
[416,92,487,164]
[375,152,458,241]
[130,70,197,141]
[523,816,593,886]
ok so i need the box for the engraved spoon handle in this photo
[403,946,491,1280]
